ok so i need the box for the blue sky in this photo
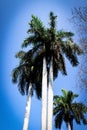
[0,0,87,130]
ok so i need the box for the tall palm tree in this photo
[53,89,87,130]
[12,50,42,130]
[22,12,82,130]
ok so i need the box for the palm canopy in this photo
[53,89,87,129]
[12,50,42,99]
[12,11,83,99]
[22,12,83,79]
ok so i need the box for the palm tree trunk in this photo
[68,122,72,130]
[23,83,32,130]
[42,57,47,130]
[47,57,53,130]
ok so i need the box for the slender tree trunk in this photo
[23,83,32,130]
[42,57,47,130]
[47,57,53,130]
[68,122,72,130]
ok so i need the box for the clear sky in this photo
[0,0,87,130]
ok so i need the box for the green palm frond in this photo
[73,43,83,55]
[57,30,74,39]
[65,91,78,104]
[15,51,26,59]
[53,95,60,106]
[61,89,68,98]
[61,38,83,66]
[72,103,87,122]
[49,11,57,29]
[53,104,64,115]
[20,44,43,64]
[57,53,67,75]
[12,63,31,95]
[29,15,45,33]
[12,67,19,83]
[12,64,28,83]
[54,111,64,129]
[22,15,46,48]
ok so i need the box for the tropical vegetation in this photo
[53,89,87,130]
[12,12,83,130]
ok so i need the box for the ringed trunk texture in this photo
[42,57,47,130]
[47,58,53,130]
[68,122,72,130]
[23,83,32,130]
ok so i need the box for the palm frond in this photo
[61,39,82,66]
[22,15,46,48]
[61,89,68,98]
[49,11,57,29]
[57,31,74,39]
[53,105,64,115]
[54,111,64,129]
[12,67,19,83]
[15,51,26,59]
[72,102,87,124]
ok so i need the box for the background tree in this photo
[53,89,87,130]
[12,50,42,130]
[72,6,87,89]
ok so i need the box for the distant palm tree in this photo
[53,89,87,130]
[12,50,42,130]
[22,12,82,130]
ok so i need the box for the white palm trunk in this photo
[68,122,72,130]
[23,83,32,130]
[42,57,47,130]
[47,58,53,130]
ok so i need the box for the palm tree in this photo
[22,12,82,130]
[12,50,42,130]
[53,89,87,130]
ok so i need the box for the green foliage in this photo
[22,15,46,48]
[53,89,87,129]
[12,51,42,98]
[12,12,83,98]
[22,11,82,76]
[15,51,26,59]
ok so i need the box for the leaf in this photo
[15,51,25,58]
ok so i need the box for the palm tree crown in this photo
[53,89,87,130]
[12,12,83,99]
[22,12,83,79]
[12,50,42,98]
